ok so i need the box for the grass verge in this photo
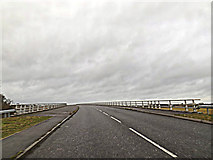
[2,116,52,138]
[175,113,212,122]
[159,108,213,114]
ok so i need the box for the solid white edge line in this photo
[129,128,177,158]
[15,114,73,159]
[111,116,121,123]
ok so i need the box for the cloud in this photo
[2,0,211,103]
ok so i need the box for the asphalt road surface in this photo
[25,105,212,158]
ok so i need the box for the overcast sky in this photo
[1,0,211,104]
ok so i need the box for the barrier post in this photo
[169,100,173,110]
[207,108,209,115]
[158,101,161,109]
[184,100,188,111]
[192,100,197,112]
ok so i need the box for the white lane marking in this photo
[129,128,177,158]
[102,112,109,116]
[111,116,121,123]
[15,114,72,159]
[96,108,101,112]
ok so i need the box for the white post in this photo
[19,105,22,114]
[192,100,197,112]
[154,101,157,109]
[31,104,34,112]
[158,101,161,109]
[29,105,31,113]
[169,100,172,110]
[15,105,19,115]
[151,101,153,108]
[185,100,188,111]
[23,105,26,114]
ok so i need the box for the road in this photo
[2,105,78,158]
[25,105,212,158]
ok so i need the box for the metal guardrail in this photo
[0,103,67,118]
[89,99,213,115]
[0,109,16,118]
[198,104,213,115]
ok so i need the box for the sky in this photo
[1,0,211,104]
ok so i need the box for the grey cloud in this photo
[2,1,211,103]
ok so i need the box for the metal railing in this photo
[0,103,67,118]
[89,99,213,115]
[0,109,16,118]
[198,104,213,115]
[13,103,67,115]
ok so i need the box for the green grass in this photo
[175,113,212,122]
[159,107,213,115]
[1,116,52,138]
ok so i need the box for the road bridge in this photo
[24,104,211,159]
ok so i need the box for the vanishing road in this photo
[25,105,211,158]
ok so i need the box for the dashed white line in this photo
[102,112,109,116]
[110,116,121,123]
[96,109,102,112]
[129,128,178,158]
[96,108,177,158]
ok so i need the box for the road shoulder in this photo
[105,106,212,125]
[2,105,79,159]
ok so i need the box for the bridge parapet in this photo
[0,103,67,118]
[88,99,212,115]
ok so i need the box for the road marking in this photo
[129,128,177,158]
[96,109,101,112]
[111,116,121,123]
[102,112,109,116]
[15,114,73,159]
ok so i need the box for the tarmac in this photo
[112,106,212,124]
[1,105,78,159]
[1,104,211,159]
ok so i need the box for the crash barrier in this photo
[0,103,67,118]
[90,99,213,115]
[0,109,16,118]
